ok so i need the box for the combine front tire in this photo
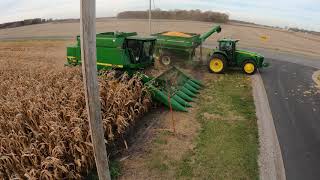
[160,55,172,66]
[242,60,257,75]
[208,54,227,73]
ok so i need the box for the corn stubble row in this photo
[0,64,151,179]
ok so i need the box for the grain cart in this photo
[208,39,269,75]
[153,25,221,66]
[66,32,203,112]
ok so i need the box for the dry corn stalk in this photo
[0,60,151,179]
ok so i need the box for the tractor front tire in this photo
[242,60,257,75]
[208,54,227,74]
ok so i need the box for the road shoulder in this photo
[252,72,286,180]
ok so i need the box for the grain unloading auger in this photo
[66,32,203,112]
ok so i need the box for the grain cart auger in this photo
[66,31,203,112]
[153,25,221,66]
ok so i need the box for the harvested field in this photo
[0,40,151,179]
[1,19,320,58]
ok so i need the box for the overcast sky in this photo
[1,0,319,31]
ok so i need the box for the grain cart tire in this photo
[160,55,172,66]
[242,60,257,75]
[208,54,227,73]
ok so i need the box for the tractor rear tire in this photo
[208,54,227,74]
[242,60,257,75]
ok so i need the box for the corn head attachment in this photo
[142,67,203,112]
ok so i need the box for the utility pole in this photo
[80,0,111,180]
[149,0,152,35]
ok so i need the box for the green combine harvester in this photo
[66,32,203,112]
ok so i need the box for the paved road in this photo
[260,58,320,180]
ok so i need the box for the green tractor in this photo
[66,32,203,112]
[208,39,269,75]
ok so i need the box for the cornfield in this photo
[0,57,151,179]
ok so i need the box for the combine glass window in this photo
[126,39,155,63]
[143,42,152,57]
[127,40,141,60]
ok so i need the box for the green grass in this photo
[86,160,122,180]
[176,150,194,178]
[177,72,259,180]
[147,131,174,172]
[153,130,173,145]
[148,151,170,172]
[109,160,122,179]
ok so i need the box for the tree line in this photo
[117,9,229,23]
[0,18,54,29]
[288,27,320,36]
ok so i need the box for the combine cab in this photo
[66,32,203,112]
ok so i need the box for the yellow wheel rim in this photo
[209,58,224,73]
[244,63,255,74]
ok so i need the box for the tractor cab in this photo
[218,39,239,61]
[124,36,156,65]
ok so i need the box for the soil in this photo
[119,105,200,179]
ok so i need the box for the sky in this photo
[0,0,319,31]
